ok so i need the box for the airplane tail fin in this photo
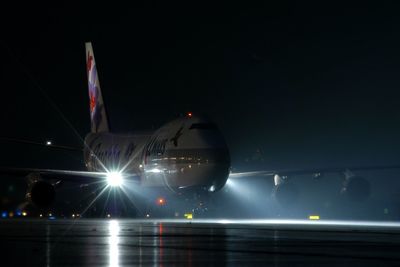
[85,42,109,133]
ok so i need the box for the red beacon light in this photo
[157,197,166,206]
[187,112,193,118]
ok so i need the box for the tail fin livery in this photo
[85,42,109,133]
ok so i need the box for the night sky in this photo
[1,2,400,171]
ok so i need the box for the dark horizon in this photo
[1,3,400,170]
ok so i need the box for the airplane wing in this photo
[0,167,141,183]
[229,171,276,178]
[0,137,82,152]
[228,164,400,179]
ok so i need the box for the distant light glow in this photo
[1,212,7,218]
[106,172,123,187]
[187,112,193,117]
[46,140,52,146]
[309,215,320,220]
[22,211,27,217]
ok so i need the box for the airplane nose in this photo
[179,123,231,191]
[207,157,231,191]
[173,147,231,191]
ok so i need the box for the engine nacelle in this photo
[341,175,371,202]
[26,174,56,208]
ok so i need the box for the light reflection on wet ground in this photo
[0,219,400,266]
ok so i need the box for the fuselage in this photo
[83,115,230,192]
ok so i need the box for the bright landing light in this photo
[106,172,123,187]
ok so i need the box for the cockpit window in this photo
[189,123,218,130]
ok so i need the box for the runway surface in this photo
[1,218,400,266]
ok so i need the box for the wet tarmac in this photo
[1,218,400,266]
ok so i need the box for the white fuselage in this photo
[83,116,230,192]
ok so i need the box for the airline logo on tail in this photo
[87,51,97,115]
[85,42,109,133]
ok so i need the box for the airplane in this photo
[1,43,399,216]
[0,43,231,212]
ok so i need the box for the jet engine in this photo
[341,175,371,202]
[26,174,56,208]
